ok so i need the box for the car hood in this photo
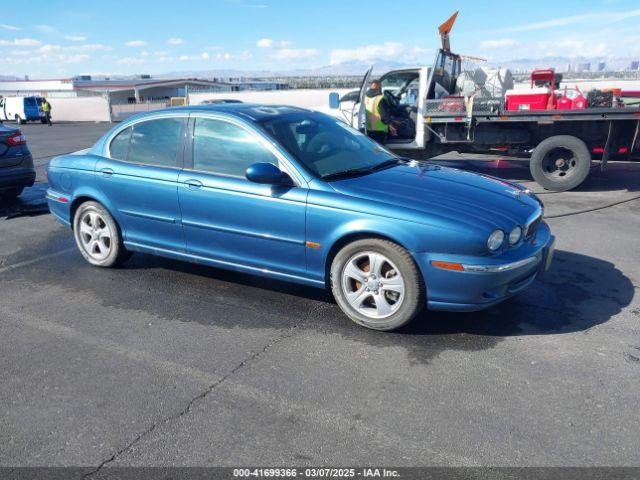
[328,163,542,230]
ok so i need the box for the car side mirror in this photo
[329,92,340,109]
[245,162,284,184]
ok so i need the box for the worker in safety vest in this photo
[364,80,397,143]
[41,98,52,126]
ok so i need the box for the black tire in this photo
[530,135,591,191]
[15,114,25,125]
[330,238,425,331]
[1,187,24,199]
[73,201,130,268]
[41,118,47,124]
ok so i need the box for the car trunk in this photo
[0,127,24,168]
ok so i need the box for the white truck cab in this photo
[329,67,431,151]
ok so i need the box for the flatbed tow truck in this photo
[328,12,640,191]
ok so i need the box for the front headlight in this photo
[508,226,522,245]
[487,230,505,252]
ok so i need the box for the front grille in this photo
[525,214,542,239]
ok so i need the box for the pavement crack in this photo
[83,325,299,478]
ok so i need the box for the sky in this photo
[2,0,640,77]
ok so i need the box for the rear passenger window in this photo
[127,118,185,167]
[109,127,132,160]
[193,118,278,177]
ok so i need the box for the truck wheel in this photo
[330,238,425,331]
[530,135,591,191]
[15,114,25,125]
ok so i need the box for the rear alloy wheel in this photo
[73,201,130,267]
[331,239,424,331]
[15,114,25,125]
[530,135,591,191]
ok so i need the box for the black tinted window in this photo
[128,118,185,167]
[193,118,278,177]
[109,127,132,160]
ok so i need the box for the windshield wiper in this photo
[322,158,405,180]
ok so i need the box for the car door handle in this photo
[185,179,203,190]
[99,168,114,177]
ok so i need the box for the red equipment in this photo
[505,69,557,111]
[557,86,587,110]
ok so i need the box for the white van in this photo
[0,96,46,124]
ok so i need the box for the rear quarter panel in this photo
[47,154,119,226]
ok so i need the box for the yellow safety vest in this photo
[42,102,51,113]
[364,94,388,133]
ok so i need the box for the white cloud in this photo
[271,48,319,61]
[480,39,519,50]
[0,23,20,31]
[38,44,62,53]
[256,38,291,48]
[329,42,428,65]
[125,40,148,47]
[117,57,147,65]
[215,50,253,61]
[35,24,57,33]
[0,38,43,47]
[504,9,640,32]
[58,53,90,64]
[36,43,111,54]
[167,37,184,45]
[65,35,86,42]
[74,44,112,52]
[201,52,210,60]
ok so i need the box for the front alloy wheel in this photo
[341,251,405,319]
[331,239,424,331]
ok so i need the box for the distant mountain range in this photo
[3,55,638,82]
[489,56,638,73]
[156,60,417,79]
[157,56,639,79]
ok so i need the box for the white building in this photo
[0,76,290,120]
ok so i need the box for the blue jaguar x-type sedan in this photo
[47,104,554,331]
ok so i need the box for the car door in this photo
[95,114,187,252]
[178,115,307,279]
[355,66,374,133]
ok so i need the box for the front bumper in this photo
[417,222,555,312]
[0,166,36,191]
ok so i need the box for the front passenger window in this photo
[193,118,279,177]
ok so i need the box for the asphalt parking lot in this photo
[1,122,640,470]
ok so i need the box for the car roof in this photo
[158,103,313,123]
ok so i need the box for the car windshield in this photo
[259,112,398,179]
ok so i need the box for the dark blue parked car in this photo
[46,104,554,331]
[0,123,35,199]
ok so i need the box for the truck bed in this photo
[425,98,640,124]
